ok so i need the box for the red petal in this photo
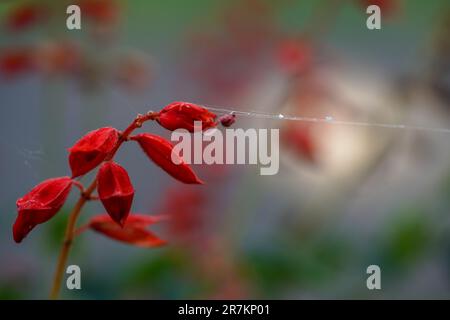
[14,177,73,243]
[88,214,166,248]
[68,127,119,178]
[157,101,217,132]
[131,133,204,184]
[97,162,134,226]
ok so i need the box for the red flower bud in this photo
[156,101,217,132]
[218,113,236,127]
[131,133,204,184]
[13,177,73,243]
[68,127,119,178]
[97,161,134,226]
[88,214,166,248]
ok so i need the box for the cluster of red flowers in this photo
[13,102,232,247]
[184,0,279,102]
[0,41,152,94]
[1,1,151,92]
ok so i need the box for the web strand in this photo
[201,104,450,135]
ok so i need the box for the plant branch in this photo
[49,111,158,300]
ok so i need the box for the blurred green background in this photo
[1,0,450,299]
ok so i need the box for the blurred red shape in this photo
[35,42,82,76]
[277,39,312,75]
[0,48,34,78]
[78,0,119,25]
[358,0,400,17]
[115,53,152,92]
[162,187,205,235]
[282,122,317,163]
[6,3,47,32]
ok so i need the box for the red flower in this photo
[0,49,34,78]
[13,177,73,243]
[97,161,134,226]
[88,214,166,248]
[131,133,204,184]
[156,101,217,132]
[6,3,47,32]
[68,127,119,178]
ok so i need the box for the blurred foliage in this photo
[377,207,433,273]
[241,236,353,296]
[121,249,212,298]
[0,285,24,300]
[440,169,450,205]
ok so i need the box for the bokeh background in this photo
[1,0,450,299]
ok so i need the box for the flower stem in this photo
[49,111,158,300]
[49,179,97,300]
